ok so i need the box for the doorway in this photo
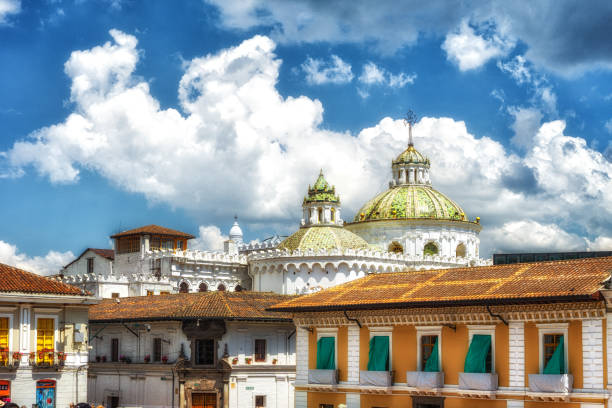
[107,396,119,408]
[192,392,216,408]
[412,396,444,408]
[36,380,56,408]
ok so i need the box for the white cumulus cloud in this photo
[357,62,416,98]
[442,20,514,71]
[484,220,585,253]
[2,31,612,257]
[301,55,353,85]
[0,0,19,24]
[0,240,74,275]
[190,225,228,251]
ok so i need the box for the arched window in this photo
[330,207,336,222]
[456,243,466,258]
[198,282,207,292]
[179,282,189,293]
[317,207,323,223]
[217,284,226,292]
[234,285,243,292]
[388,241,403,254]
[423,242,439,256]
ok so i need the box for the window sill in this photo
[406,371,444,389]
[458,372,498,391]
[528,373,573,393]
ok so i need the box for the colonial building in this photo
[269,256,612,408]
[88,291,296,408]
[0,262,97,406]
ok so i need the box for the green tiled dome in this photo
[353,185,467,222]
[393,145,430,166]
[304,170,340,204]
[278,226,369,251]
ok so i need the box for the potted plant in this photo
[245,357,252,365]
[57,352,66,366]
[95,355,101,363]
[29,352,35,365]
[119,355,126,363]
[232,357,238,365]
[161,355,168,364]
[12,352,21,367]
[144,354,151,363]
[272,358,277,365]
[102,355,107,362]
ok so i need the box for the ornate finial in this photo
[403,110,418,147]
[319,168,324,176]
[234,214,238,221]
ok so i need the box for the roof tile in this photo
[0,262,87,296]
[110,224,195,239]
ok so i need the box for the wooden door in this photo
[192,392,216,408]
[37,318,54,363]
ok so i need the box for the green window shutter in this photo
[543,336,565,375]
[316,337,336,370]
[464,334,491,373]
[424,337,439,372]
[367,336,390,371]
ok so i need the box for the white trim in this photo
[0,313,14,353]
[33,307,63,313]
[467,325,496,373]
[537,323,569,374]
[369,327,393,371]
[34,314,59,352]
[416,325,442,371]
[316,327,338,369]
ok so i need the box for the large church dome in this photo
[278,226,369,252]
[354,184,467,222]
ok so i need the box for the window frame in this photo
[0,314,14,356]
[254,339,267,363]
[467,325,496,373]
[536,323,569,374]
[86,257,94,274]
[316,327,338,369]
[153,338,162,362]
[194,338,216,366]
[255,395,266,408]
[415,326,442,372]
[368,326,393,371]
[111,337,120,362]
[34,314,58,353]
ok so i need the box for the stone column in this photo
[508,321,525,388]
[346,393,360,408]
[582,319,604,390]
[295,391,307,408]
[296,327,309,385]
[347,325,360,384]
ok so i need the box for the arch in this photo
[179,281,189,293]
[388,241,404,254]
[198,282,207,292]
[455,243,467,258]
[330,207,336,222]
[423,241,439,256]
[217,284,226,291]
[234,284,243,292]
[317,207,323,223]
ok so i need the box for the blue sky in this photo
[1,0,612,274]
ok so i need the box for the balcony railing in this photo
[308,369,338,385]
[0,350,21,370]
[406,371,444,389]
[528,374,573,393]
[458,372,498,391]
[359,370,394,387]
[29,350,67,369]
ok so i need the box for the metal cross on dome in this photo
[403,110,418,147]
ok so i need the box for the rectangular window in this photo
[150,237,161,251]
[176,240,183,250]
[146,290,154,296]
[543,333,565,374]
[421,335,438,372]
[195,339,215,365]
[153,338,162,362]
[87,257,94,273]
[36,318,54,363]
[316,336,335,370]
[319,405,333,408]
[111,293,120,299]
[192,393,216,408]
[117,236,140,254]
[111,338,119,362]
[160,291,170,295]
[255,395,266,408]
[162,239,173,250]
[367,335,390,371]
[464,334,492,373]
[254,339,266,362]
[0,318,8,363]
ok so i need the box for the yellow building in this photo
[269,257,612,408]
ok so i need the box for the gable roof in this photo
[89,291,297,323]
[269,257,612,312]
[63,248,115,269]
[110,224,195,239]
[0,262,87,296]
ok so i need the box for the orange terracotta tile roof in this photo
[269,257,612,312]
[110,224,195,239]
[89,291,297,322]
[0,262,87,296]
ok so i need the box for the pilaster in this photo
[295,390,307,408]
[508,321,525,388]
[347,324,360,384]
[346,392,360,408]
[19,305,31,362]
[582,319,604,389]
[296,327,309,385]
